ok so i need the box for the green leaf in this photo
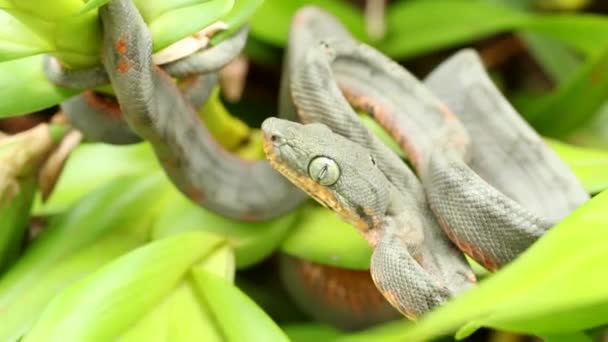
[0,234,144,342]
[153,190,298,269]
[342,190,608,341]
[23,232,222,342]
[114,235,234,342]
[0,55,79,117]
[0,9,52,61]
[519,32,581,84]
[546,138,608,193]
[0,176,36,271]
[243,36,281,65]
[141,0,234,52]
[521,14,608,56]
[566,104,608,149]
[280,204,372,270]
[360,114,405,158]
[0,173,168,340]
[79,0,111,14]
[119,281,223,342]
[249,0,367,47]
[282,323,343,342]
[380,0,528,58]
[192,270,290,342]
[526,46,608,137]
[33,142,158,215]
[211,0,264,45]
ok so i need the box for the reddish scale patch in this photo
[341,88,423,171]
[117,60,130,73]
[185,186,205,203]
[436,103,470,154]
[160,155,179,169]
[437,215,499,272]
[83,91,122,119]
[437,103,457,122]
[293,257,392,317]
[239,211,258,222]
[115,38,128,55]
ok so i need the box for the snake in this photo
[45,1,589,320]
[261,7,590,319]
[45,0,308,222]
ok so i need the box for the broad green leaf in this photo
[0,234,144,342]
[546,138,608,193]
[380,0,528,58]
[199,86,251,150]
[0,173,168,330]
[0,10,52,61]
[52,9,103,67]
[360,114,405,158]
[79,0,111,14]
[519,32,581,84]
[121,239,234,342]
[192,270,290,342]
[153,190,298,269]
[249,0,367,46]
[243,36,282,65]
[4,0,83,21]
[282,323,343,342]
[193,243,235,281]
[0,176,36,271]
[566,103,608,149]
[0,0,240,116]
[34,142,158,215]
[0,55,78,117]
[526,46,608,137]
[23,232,222,342]
[521,14,608,57]
[280,204,372,270]
[120,281,223,342]
[211,0,264,45]
[2,0,234,66]
[342,190,608,341]
[141,0,234,52]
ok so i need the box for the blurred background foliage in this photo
[1,0,608,341]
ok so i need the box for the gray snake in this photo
[44,1,589,321]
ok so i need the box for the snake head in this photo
[262,117,391,243]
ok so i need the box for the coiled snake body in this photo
[261,7,589,318]
[46,1,589,320]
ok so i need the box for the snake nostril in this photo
[270,134,278,142]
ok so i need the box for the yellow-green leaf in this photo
[23,232,222,342]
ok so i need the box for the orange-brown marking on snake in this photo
[341,88,423,171]
[185,186,205,203]
[115,37,128,55]
[117,60,130,73]
[292,256,394,315]
[436,214,498,272]
[83,91,122,119]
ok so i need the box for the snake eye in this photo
[370,155,376,166]
[308,156,340,186]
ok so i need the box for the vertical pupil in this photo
[318,164,328,180]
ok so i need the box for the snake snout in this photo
[261,117,302,148]
[261,117,286,147]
